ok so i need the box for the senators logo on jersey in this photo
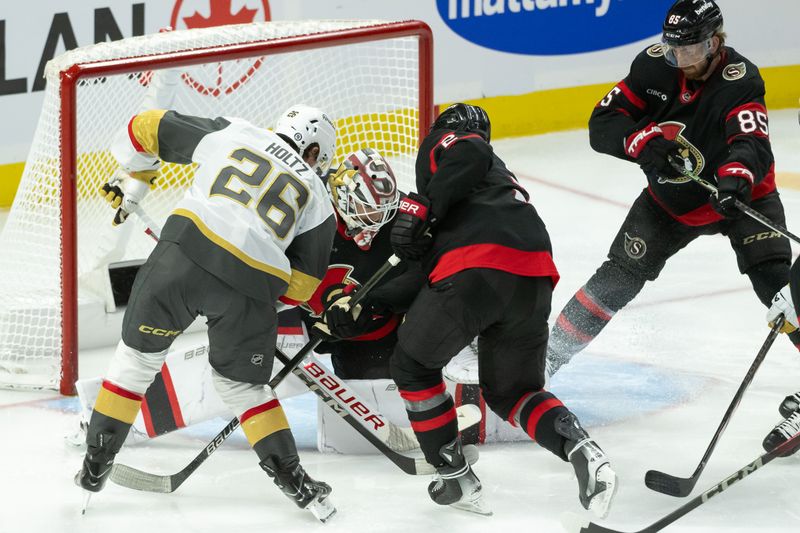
[304,264,360,317]
[656,121,706,185]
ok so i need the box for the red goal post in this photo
[0,20,433,394]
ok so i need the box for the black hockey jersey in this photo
[590,45,775,226]
[416,130,559,285]
[302,214,426,378]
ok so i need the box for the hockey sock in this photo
[138,365,187,438]
[399,381,459,466]
[87,380,143,453]
[240,399,299,470]
[549,261,646,371]
[508,390,570,460]
[549,285,616,367]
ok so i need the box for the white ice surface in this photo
[2,110,800,533]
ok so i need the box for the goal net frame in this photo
[25,20,432,395]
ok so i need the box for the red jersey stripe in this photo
[429,244,559,286]
[725,102,768,123]
[127,115,146,153]
[647,169,776,227]
[278,326,304,335]
[617,81,646,111]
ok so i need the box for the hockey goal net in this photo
[0,20,432,394]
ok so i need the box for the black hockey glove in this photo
[710,164,754,219]
[390,192,434,261]
[625,123,683,179]
[323,288,387,339]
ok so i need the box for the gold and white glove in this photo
[767,284,799,333]
[99,165,160,225]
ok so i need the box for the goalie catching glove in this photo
[766,284,799,334]
[99,164,160,225]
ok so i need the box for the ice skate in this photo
[74,431,119,514]
[778,391,800,418]
[763,411,800,457]
[427,437,491,516]
[557,412,617,518]
[261,460,336,522]
[74,431,117,493]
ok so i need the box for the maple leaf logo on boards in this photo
[169,0,271,96]
[181,0,261,28]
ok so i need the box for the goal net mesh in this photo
[0,20,428,391]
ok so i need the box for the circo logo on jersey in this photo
[437,0,674,55]
[170,0,271,96]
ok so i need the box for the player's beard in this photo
[681,61,708,80]
[680,53,721,81]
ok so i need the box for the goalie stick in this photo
[644,318,783,497]
[110,350,481,492]
[566,424,800,533]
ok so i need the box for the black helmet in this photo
[431,103,491,142]
[662,0,723,46]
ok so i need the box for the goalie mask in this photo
[275,104,337,177]
[328,148,400,250]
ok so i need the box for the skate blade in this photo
[587,463,617,519]
[308,496,336,523]
[80,490,92,515]
[450,497,493,516]
[449,488,492,516]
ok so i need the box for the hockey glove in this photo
[390,192,433,261]
[710,164,754,219]
[767,284,799,334]
[310,319,337,341]
[625,123,684,179]
[99,166,160,225]
[324,286,389,339]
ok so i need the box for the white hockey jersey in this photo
[111,109,335,303]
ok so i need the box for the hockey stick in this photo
[109,253,414,492]
[567,419,800,533]
[269,253,401,387]
[110,349,481,492]
[644,317,783,497]
[278,350,479,476]
[670,158,800,245]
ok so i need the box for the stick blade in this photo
[560,512,627,533]
[644,469,693,497]
[110,463,174,493]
